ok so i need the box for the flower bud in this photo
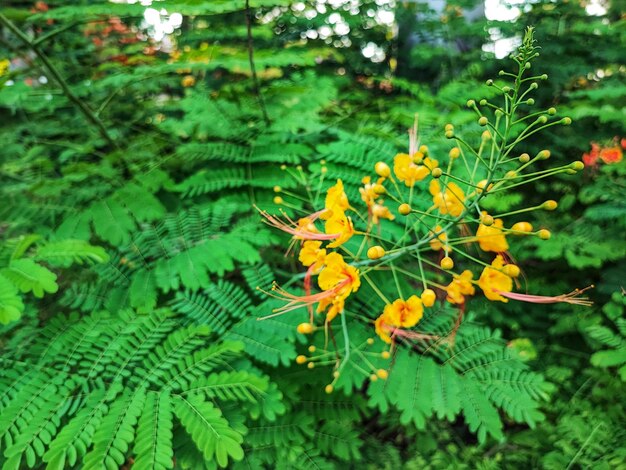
[373,184,386,194]
[421,289,436,307]
[486,79,494,86]
[297,323,314,334]
[440,257,454,270]
[495,109,504,118]
[482,130,491,141]
[512,222,533,233]
[273,186,282,192]
[321,166,328,174]
[280,164,287,170]
[296,165,303,171]
[320,159,326,165]
[538,229,551,240]
[537,150,551,160]
[370,374,378,382]
[419,145,428,155]
[296,355,307,364]
[466,99,475,107]
[308,345,316,353]
[398,203,411,215]
[476,179,492,194]
[333,370,339,378]
[503,264,520,277]
[548,107,557,115]
[375,161,391,178]
[524,62,531,69]
[481,214,494,226]
[570,161,584,171]
[273,196,284,205]
[538,115,548,124]
[307,362,315,369]
[431,168,443,178]
[479,99,487,106]
[445,123,454,132]
[505,170,517,179]
[561,117,572,125]
[502,86,511,93]
[366,338,374,345]
[449,147,461,159]
[540,74,548,80]
[526,98,535,105]
[530,82,538,90]
[367,246,386,260]
[542,200,558,211]
[413,152,424,164]
[381,351,391,359]
[478,117,488,126]
[498,70,505,76]
[445,130,454,139]
[519,153,530,163]
[324,384,334,394]
[376,369,389,380]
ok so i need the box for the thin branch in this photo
[0,13,116,147]
[244,0,271,126]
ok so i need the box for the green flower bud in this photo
[486,79,494,86]
[445,130,454,139]
[495,109,504,117]
[502,86,511,93]
[498,70,505,76]
[529,82,538,90]
[466,99,475,107]
[540,74,548,80]
[479,99,487,106]
[548,107,557,115]
[561,117,572,125]
[431,168,443,178]
[519,153,530,163]
[570,161,585,171]
[537,150,551,160]
[526,98,535,105]
[478,117,488,126]
[525,62,531,69]
[538,115,548,124]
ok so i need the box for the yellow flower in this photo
[0,59,10,77]
[324,211,354,248]
[359,176,377,207]
[393,153,438,187]
[317,296,345,323]
[429,224,447,251]
[429,180,466,217]
[446,270,476,304]
[478,255,513,302]
[383,295,424,328]
[322,179,349,219]
[298,241,326,271]
[375,313,393,344]
[318,253,360,299]
[181,75,195,87]
[372,203,395,224]
[476,214,509,252]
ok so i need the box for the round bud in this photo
[530,82,538,90]
[370,374,378,382]
[502,86,511,93]
[526,98,535,105]
[519,153,530,163]
[333,371,340,378]
[495,109,504,118]
[478,117,488,126]
[525,62,531,69]
[542,200,558,211]
[540,74,548,80]
[413,152,424,164]
[440,257,454,270]
[324,384,334,394]
[538,229,551,240]
[565,169,577,175]
[476,179,492,194]
[481,214,494,226]
[466,99,475,107]
[505,170,517,179]
[381,351,391,359]
[561,117,572,125]
[445,123,454,132]
[503,264,521,277]
[431,168,443,178]
[367,246,386,260]
[307,362,315,369]
[486,79,494,86]
[445,130,454,139]
[570,161,585,171]
[376,369,389,380]
[366,338,374,345]
[419,145,428,155]
[280,164,287,170]
[498,70,505,76]
[373,184,386,194]
[296,355,307,364]
[320,159,326,165]
[421,289,436,307]
[482,130,492,141]
[548,107,556,115]
[398,203,411,215]
[273,196,283,205]
[479,99,488,106]
[296,165,303,171]
[538,150,551,160]
[297,323,314,334]
[375,161,391,178]
[308,345,316,353]
[273,186,282,193]
[321,167,328,174]
[511,221,533,233]
[538,115,548,124]
[449,147,461,159]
